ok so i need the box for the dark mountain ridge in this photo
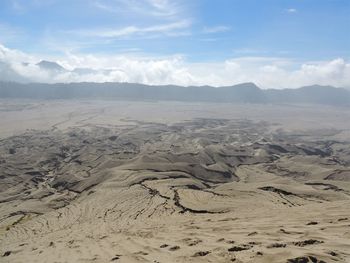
[0,81,349,106]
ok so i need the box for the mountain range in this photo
[0,81,350,107]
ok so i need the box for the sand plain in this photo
[0,100,350,263]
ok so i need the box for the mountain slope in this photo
[36,60,66,72]
[0,81,349,106]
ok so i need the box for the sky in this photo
[0,0,350,88]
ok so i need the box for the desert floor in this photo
[0,100,349,263]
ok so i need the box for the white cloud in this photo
[1,44,350,89]
[286,8,297,13]
[72,20,191,38]
[93,0,183,18]
[146,0,180,17]
[202,26,230,34]
[0,44,36,63]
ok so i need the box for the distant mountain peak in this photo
[236,82,260,89]
[221,82,260,90]
[238,82,259,87]
[36,60,66,72]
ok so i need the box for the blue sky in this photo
[0,0,350,88]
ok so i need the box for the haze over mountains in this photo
[1,49,350,89]
[2,59,349,106]
[1,59,350,107]
[1,80,350,107]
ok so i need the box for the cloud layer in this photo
[1,44,350,89]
